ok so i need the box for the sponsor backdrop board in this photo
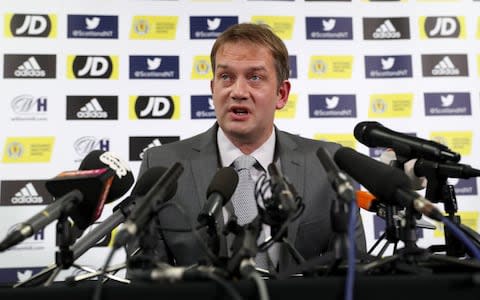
[1,0,479,285]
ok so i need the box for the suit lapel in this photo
[190,124,220,209]
[276,130,305,269]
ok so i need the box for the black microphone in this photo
[414,158,480,179]
[197,167,238,226]
[354,121,461,163]
[0,151,134,252]
[113,166,169,215]
[78,150,134,201]
[46,150,134,229]
[316,147,355,203]
[333,147,443,221]
[12,166,169,287]
[73,166,169,260]
[0,190,83,252]
[1,151,133,253]
[114,162,184,248]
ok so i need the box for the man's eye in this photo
[251,75,260,81]
[220,74,230,80]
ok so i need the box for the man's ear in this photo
[276,80,291,109]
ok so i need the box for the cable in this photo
[441,216,480,260]
[250,271,270,300]
[92,245,116,300]
[345,199,357,300]
[254,173,305,251]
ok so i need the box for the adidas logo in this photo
[11,183,43,204]
[373,20,401,39]
[14,56,46,77]
[77,98,108,118]
[140,138,162,159]
[432,56,460,76]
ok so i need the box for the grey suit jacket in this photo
[133,123,366,271]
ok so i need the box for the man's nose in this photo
[231,78,249,100]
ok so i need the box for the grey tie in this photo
[232,155,258,225]
[231,155,269,270]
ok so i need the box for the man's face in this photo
[210,41,290,146]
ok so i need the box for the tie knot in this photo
[234,155,256,171]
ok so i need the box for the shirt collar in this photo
[217,127,276,171]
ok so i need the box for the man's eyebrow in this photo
[216,64,229,70]
[249,66,267,72]
[215,64,267,72]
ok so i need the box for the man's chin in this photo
[222,123,252,138]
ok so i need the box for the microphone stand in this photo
[223,216,270,300]
[360,156,480,274]
[361,156,439,274]
[204,217,220,259]
[322,195,351,275]
[367,157,406,258]
[416,160,466,257]
[65,262,129,284]
[367,203,402,257]
[15,200,134,288]
[224,215,263,278]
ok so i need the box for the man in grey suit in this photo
[130,23,366,274]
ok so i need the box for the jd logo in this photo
[73,56,112,78]
[135,96,174,119]
[10,14,51,37]
[425,17,460,38]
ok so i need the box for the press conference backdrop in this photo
[1,0,479,285]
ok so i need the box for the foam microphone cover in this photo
[206,166,239,204]
[79,150,134,202]
[114,166,175,212]
[334,147,412,203]
[133,166,178,201]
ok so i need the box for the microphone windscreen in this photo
[134,166,177,200]
[334,147,411,202]
[79,150,134,202]
[113,166,174,212]
[132,167,168,196]
[206,167,239,204]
